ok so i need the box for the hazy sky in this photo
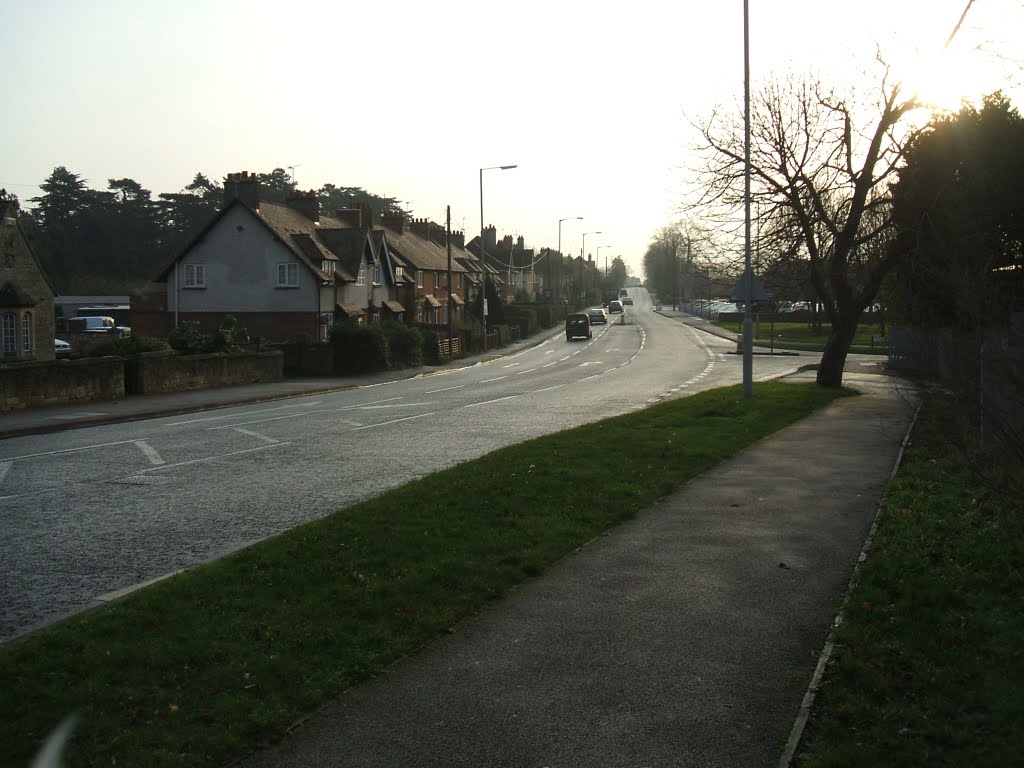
[2,0,1020,277]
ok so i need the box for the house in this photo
[0,201,56,362]
[379,214,473,329]
[139,173,402,342]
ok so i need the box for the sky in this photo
[1,0,1021,278]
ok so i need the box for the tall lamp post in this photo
[557,216,582,302]
[581,231,601,305]
[479,164,517,350]
[742,0,753,398]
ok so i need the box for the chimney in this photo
[410,218,430,239]
[450,230,465,249]
[354,202,373,230]
[335,208,362,228]
[484,225,497,251]
[382,210,404,234]
[517,235,525,250]
[286,189,320,221]
[224,171,261,210]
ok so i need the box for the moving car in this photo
[565,312,592,341]
[54,339,72,359]
[587,307,608,325]
[607,300,624,314]
[622,295,634,305]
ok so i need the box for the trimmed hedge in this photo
[331,322,389,374]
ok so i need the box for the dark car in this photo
[565,312,592,341]
[587,307,608,325]
[607,300,624,314]
[622,296,634,305]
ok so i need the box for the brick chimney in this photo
[335,208,362,228]
[382,210,404,234]
[224,171,260,210]
[484,225,497,251]
[450,230,465,249]
[354,202,373,230]
[286,190,320,221]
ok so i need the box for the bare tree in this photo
[691,63,919,386]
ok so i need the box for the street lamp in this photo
[479,164,517,351]
[556,216,582,301]
[581,231,602,304]
[742,0,753,398]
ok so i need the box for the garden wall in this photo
[0,357,125,412]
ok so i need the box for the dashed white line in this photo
[352,412,437,431]
[426,384,466,394]
[480,376,507,384]
[464,395,519,408]
[230,428,279,444]
[165,401,324,426]
[515,368,537,375]
[133,440,165,466]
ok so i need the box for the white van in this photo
[67,316,115,333]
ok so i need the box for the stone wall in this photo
[0,357,125,411]
[131,350,283,394]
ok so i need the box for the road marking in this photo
[231,428,279,444]
[0,460,10,485]
[544,350,555,355]
[542,362,558,368]
[352,412,436,431]
[533,384,565,392]
[357,402,431,409]
[503,362,521,368]
[480,376,507,383]
[464,395,518,408]
[579,361,603,366]
[165,401,324,426]
[426,384,466,394]
[205,397,404,430]
[138,442,291,472]
[515,368,537,375]
[0,438,140,462]
[133,440,165,465]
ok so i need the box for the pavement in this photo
[3,315,917,767]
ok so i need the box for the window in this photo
[1,313,14,356]
[356,261,365,285]
[21,312,31,352]
[183,263,206,288]
[416,305,424,323]
[277,262,298,287]
[372,309,382,324]
[373,261,382,285]
[417,270,424,288]
[395,266,405,280]
[322,260,334,275]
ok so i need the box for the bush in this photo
[331,321,390,374]
[503,306,539,335]
[88,334,171,358]
[168,316,251,355]
[384,322,423,368]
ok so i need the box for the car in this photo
[54,338,72,359]
[565,312,592,341]
[622,296,633,305]
[607,300,624,314]
[66,316,116,333]
[587,307,608,325]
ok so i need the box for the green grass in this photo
[715,320,889,353]
[795,393,1024,767]
[0,382,848,767]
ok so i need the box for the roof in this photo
[382,299,405,313]
[335,303,365,317]
[1,202,57,298]
[423,294,442,308]
[376,225,470,274]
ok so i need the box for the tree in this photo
[888,93,1024,329]
[257,168,297,203]
[692,67,918,386]
[608,256,628,292]
[156,173,223,255]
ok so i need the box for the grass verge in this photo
[1,382,850,767]
[795,391,1024,766]
[714,320,889,354]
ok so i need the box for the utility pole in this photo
[447,205,453,342]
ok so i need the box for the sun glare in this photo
[906,46,1007,115]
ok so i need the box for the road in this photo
[0,291,809,644]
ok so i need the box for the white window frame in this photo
[277,262,299,288]
[356,261,366,285]
[417,270,424,288]
[183,263,206,288]
[373,261,382,285]
[22,312,32,352]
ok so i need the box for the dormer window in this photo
[322,260,334,275]
[373,261,382,285]
[356,262,366,285]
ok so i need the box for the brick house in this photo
[139,173,401,342]
[0,201,56,362]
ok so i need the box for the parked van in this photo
[67,316,115,333]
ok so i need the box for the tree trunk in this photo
[816,318,858,387]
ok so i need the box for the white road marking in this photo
[231,428,279,444]
[503,362,521,368]
[533,384,565,392]
[515,369,537,375]
[426,384,466,394]
[0,460,10,485]
[357,402,430,409]
[480,376,507,383]
[165,401,324,426]
[1,438,140,462]
[542,362,558,368]
[579,361,603,367]
[544,350,555,355]
[352,412,437,431]
[206,397,404,430]
[464,395,519,408]
[139,442,291,472]
[133,440,165,466]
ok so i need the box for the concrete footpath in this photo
[231,370,917,768]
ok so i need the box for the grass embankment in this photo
[796,392,1024,766]
[0,382,847,767]
[715,320,889,353]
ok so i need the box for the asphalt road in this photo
[0,291,811,643]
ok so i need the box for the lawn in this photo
[794,391,1024,767]
[715,319,890,353]
[0,382,848,768]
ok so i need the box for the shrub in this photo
[88,334,171,358]
[384,322,423,368]
[168,316,250,355]
[331,321,390,374]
